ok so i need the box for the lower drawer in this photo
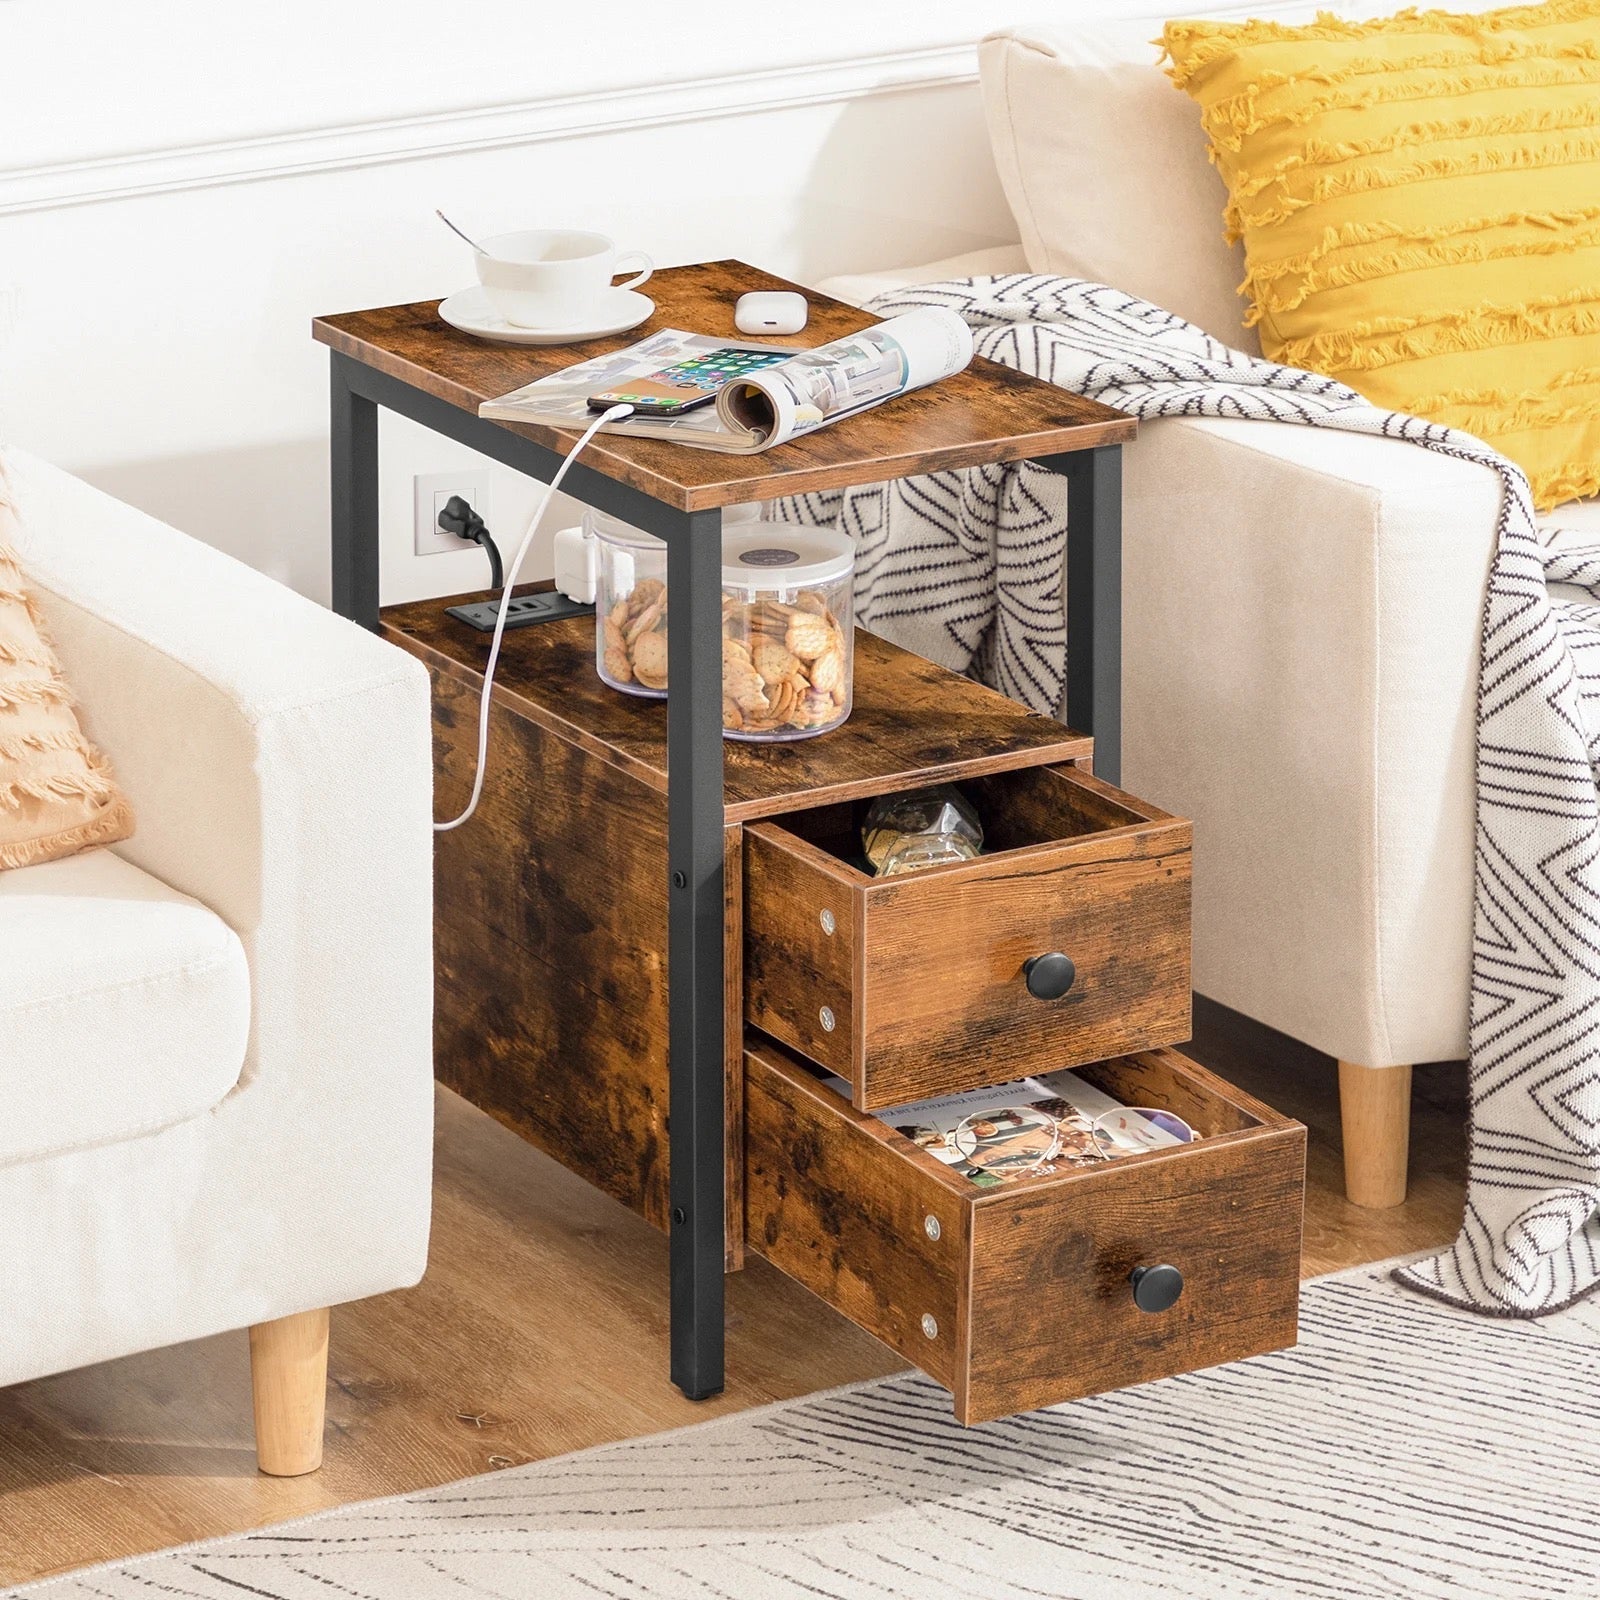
[745,1036,1305,1424]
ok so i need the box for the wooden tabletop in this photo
[313,260,1136,512]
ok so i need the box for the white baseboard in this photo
[0,44,977,217]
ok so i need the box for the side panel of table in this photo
[409,658,747,1267]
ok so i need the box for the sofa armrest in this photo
[1120,416,1496,1067]
[6,447,431,981]
[4,449,434,1310]
[813,244,1027,310]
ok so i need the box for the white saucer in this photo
[438,286,655,346]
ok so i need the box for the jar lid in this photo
[586,508,664,551]
[586,503,784,553]
[721,522,853,588]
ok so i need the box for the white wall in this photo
[0,0,1047,605]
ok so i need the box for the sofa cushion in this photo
[0,848,249,1167]
[979,2,1527,350]
[981,17,1249,345]
[1164,0,1600,510]
[0,470,133,872]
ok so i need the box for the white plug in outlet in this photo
[414,469,492,557]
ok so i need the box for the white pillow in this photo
[979,3,1519,349]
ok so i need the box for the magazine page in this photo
[825,1069,1187,1190]
[477,329,795,450]
[715,307,974,447]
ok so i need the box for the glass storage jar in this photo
[720,523,853,742]
[588,509,854,739]
[591,509,669,698]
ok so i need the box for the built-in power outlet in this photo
[414,470,492,557]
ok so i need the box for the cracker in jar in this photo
[723,651,768,713]
[785,611,834,661]
[810,645,844,695]
[603,643,634,684]
[800,688,837,725]
[632,629,668,688]
[626,599,664,645]
[767,678,798,724]
[630,576,665,612]
[752,639,799,688]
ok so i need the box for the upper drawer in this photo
[743,763,1192,1109]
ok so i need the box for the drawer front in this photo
[959,1130,1304,1422]
[745,764,1193,1109]
[745,1038,1305,1425]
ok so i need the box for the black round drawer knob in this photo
[1022,951,1076,1000]
[1130,1264,1184,1314]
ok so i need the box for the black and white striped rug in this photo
[15,1264,1598,1600]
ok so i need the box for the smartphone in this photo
[588,346,793,416]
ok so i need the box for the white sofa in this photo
[819,10,1595,1207]
[0,451,435,1474]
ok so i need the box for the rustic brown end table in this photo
[312,260,1136,1403]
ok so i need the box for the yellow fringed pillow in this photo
[1164,0,1600,509]
[0,475,133,872]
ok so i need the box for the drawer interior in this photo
[790,1041,1263,1168]
[769,762,1163,881]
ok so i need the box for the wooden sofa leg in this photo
[249,1307,330,1476]
[1338,1061,1413,1209]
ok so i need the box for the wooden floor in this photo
[0,1003,1468,1589]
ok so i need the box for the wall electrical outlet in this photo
[414,469,492,557]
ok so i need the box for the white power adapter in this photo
[552,524,600,603]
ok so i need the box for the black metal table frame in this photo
[327,350,1122,1402]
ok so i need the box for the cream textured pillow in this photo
[0,474,133,870]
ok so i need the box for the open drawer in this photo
[745,1035,1305,1424]
[744,763,1192,1110]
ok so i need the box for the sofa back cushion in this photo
[981,16,1251,345]
[0,472,133,870]
[979,2,1515,349]
[1165,0,1600,509]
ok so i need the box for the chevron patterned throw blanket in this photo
[777,274,1600,1317]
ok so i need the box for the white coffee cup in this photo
[476,229,653,329]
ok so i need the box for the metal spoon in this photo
[436,209,488,256]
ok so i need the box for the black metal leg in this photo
[331,353,380,629]
[1039,445,1123,787]
[663,505,727,1401]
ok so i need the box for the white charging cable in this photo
[434,402,634,832]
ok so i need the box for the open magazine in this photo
[478,309,973,454]
[824,1069,1192,1189]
